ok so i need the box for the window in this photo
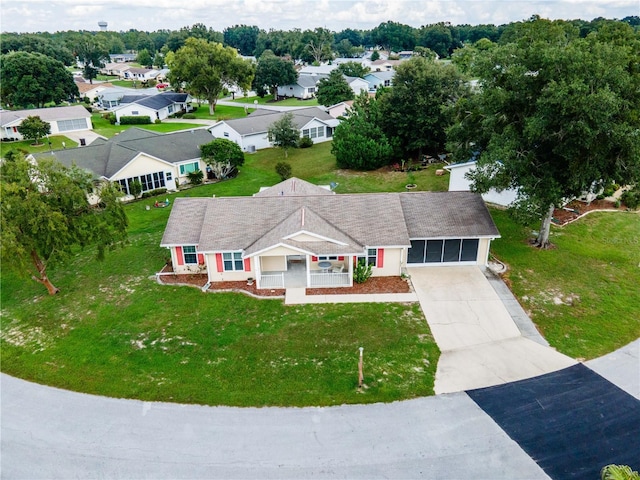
[166,172,172,181]
[357,248,377,267]
[318,256,338,261]
[168,105,174,114]
[115,171,165,195]
[183,246,197,264]
[224,132,229,137]
[179,162,199,175]
[131,110,139,115]
[302,129,310,138]
[57,118,87,132]
[223,252,243,271]
[407,238,480,264]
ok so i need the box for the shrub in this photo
[298,136,314,148]
[187,169,204,185]
[182,113,196,119]
[129,180,142,198]
[102,112,117,124]
[353,260,373,284]
[141,188,168,198]
[621,187,640,210]
[275,161,292,181]
[119,116,151,125]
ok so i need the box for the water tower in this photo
[98,21,108,31]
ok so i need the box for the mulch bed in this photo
[157,272,411,297]
[552,199,621,226]
[306,276,412,295]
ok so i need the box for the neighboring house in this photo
[160,177,500,289]
[96,87,132,109]
[326,100,354,119]
[123,67,159,81]
[298,65,339,75]
[370,59,403,71]
[364,71,395,91]
[208,107,339,152]
[109,53,137,63]
[31,127,214,196]
[0,106,92,141]
[112,92,192,122]
[100,62,132,77]
[444,161,518,207]
[277,74,323,100]
[344,76,370,96]
[75,80,115,102]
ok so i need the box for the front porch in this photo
[258,256,351,289]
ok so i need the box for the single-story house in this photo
[112,92,192,122]
[0,106,92,141]
[444,161,518,207]
[326,100,354,119]
[277,74,323,100]
[370,59,403,71]
[208,107,339,152]
[344,76,370,96]
[297,65,339,75]
[31,127,214,196]
[364,71,395,91]
[75,80,115,102]
[160,177,500,289]
[100,62,132,77]
[109,53,137,63]
[123,68,159,81]
[96,87,134,109]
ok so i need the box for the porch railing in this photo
[260,273,285,289]
[309,272,350,287]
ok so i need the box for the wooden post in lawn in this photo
[358,347,364,390]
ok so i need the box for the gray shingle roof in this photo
[400,191,500,238]
[212,107,335,136]
[119,92,190,111]
[33,128,213,179]
[254,177,334,197]
[0,105,90,127]
[161,180,500,256]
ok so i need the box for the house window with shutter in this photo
[222,252,244,271]
[183,246,197,264]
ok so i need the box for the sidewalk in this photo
[284,287,418,305]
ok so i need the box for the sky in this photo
[1,0,638,33]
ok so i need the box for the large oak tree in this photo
[0,153,128,295]
[447,18,640,248]
[167,38,254,114]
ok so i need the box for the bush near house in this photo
[119,116,152,125]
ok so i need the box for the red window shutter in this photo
[312,256,318,262]
[197,253,205,264]
[215,253,223,272]
[377,248,384,268]
[176,246,184,266]
[338,256,344,261]
[353,256,357,265]
[243,258,251,271]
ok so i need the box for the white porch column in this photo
[254,256,262,289]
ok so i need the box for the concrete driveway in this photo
[408,266,576,394]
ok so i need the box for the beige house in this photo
[160,178,500,290]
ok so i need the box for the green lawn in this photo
[231,94,320,107]
[490,208,640,360]
[189,104,254,121]
[91,113,208,138]
[0,136,79,158]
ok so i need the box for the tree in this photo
[17,116,51,145]
[73,33,110,83]
[200,138,245,179]
[300,28,334,64]
[224,25,261,56]
[136,49,153,68]
[0,152,128,295]
[275,162,292,181]
[253,53,297,99]
[371,21,416,53]
[447,19,640,248]
[370,50,380,61]
[316,70,355,107]
[0,51,78,108]
[379,56,467,159]
[336,61,369,78]
[331,92,393,170]
[267,112,299,158]
[167,38,255,114]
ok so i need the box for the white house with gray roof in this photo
[160,178,500,290]
[31,127,214,197]
[208,107,339,153]
[0,105,92,141]
[112,92,192,122]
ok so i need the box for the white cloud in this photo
[1,0,637,33]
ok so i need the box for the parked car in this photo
[156,83,169,89]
